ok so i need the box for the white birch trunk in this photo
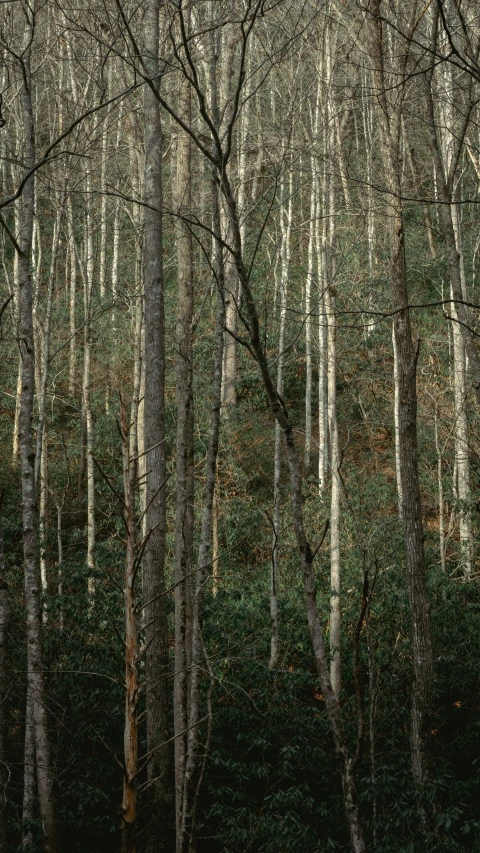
[436,58,472,575]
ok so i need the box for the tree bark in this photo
[369,0,434,822]
[425,44,474,573]
[219,160,366,851]
[174,59,195,853]
[0,497,8,853]
[17,13,59,850]
[142,1,172,847]
[180,34,225,842]
[120,398,138,853]
[270,166,292,671]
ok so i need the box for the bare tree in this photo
[142,0,172,846]
[367,0,434,827]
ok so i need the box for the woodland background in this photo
[0,1,480,852]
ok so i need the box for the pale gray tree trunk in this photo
[425,27,480,410]
[426,36,474,574]
[362,74,376,337]
[36,205,63,601]
[427,391,446,572]
[316,190,328,495]
[322,24,342,695]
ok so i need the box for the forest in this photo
[0,0,480,851]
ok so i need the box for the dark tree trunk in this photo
[142,1,172,849]
[369,0,434,825]
[0,496,8,853]
[17,22,59,853]
[219,168,366,852]
[174,63,195,853]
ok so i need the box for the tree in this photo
[367,0,434,826]
[141,0,172,847]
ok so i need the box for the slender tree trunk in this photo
[304,84,320,472]
[212,476,219,595]
[326,269,341,695]
[428,394,446,572]
[392,326,404,519]
[13,197,22,460]
[182,198,224,853]
[220,159,367,853]
[270,167,292,670]
[36,206,63,601]
[99,76,109,301]
[22,688,35,851]
[67,197,77,396]
[369,0,434,823]
[425,49,474,573]
[316,191,328,495]
[17,17,59,851]
[142,1,171,847]
[406,141,436,260]
[0,497,8,853]
[54,497,64,633]
[181,41,225,841]
[220,19,238,413]
[174,61,195,853]
[120,398,138,853]
[322,30,342,695]
[83,170,95,596]
[362,76,376,337]
[425,72,480,408]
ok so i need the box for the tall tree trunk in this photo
[270,166,292,671]
[425,47,473,574]
[304,81,320,472]
[120,398,138,853]
[219,153,367,852]
[22,688,35,851]
[174,61,195,853]
[316,191,328,495]
[36,205,63,601]
[0,497,8,853]
[180,32,225,844]
[323,41,342,694]
[369,0,434,824]
[83,169,95,596]
[142,1,171,848]
[17,14,59,850]
[66,197,77,396]
[392,326,404,519]
[424,36,480,409]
